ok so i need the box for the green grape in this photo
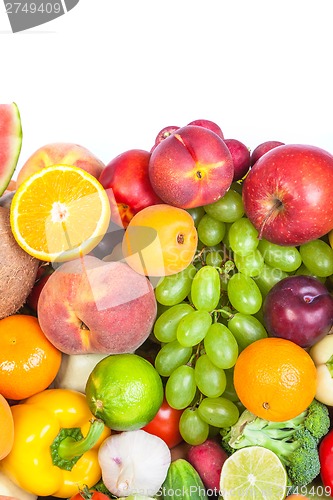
[205,250,223,268]
[204,189,245,223]
[186,206,206,227]
[234,249,264,277]
[191,265,221,312]
[204,322,238,369]
[165,365,197,410]
[155,264,197,306]
[198,397,239,428]
[197,214,226,246]
[222,368,239,402]
[228,218,259,256]
[254,263,288,297]
[294,263,326,283]
[194,354,227,398]
[153,303,194,343]
[179,407,210,445]
[258,238,302,272]
[177,309,212,347]
[227,272,262,314]
[299,239,333,277]
[227,312,267,351]
[154,340,193,377]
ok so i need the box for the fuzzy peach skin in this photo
[37,255,157,355]
[16,143,105,187]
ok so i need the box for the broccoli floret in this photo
[221,399,330,488]
[288,446,321,486]
[303,398,330,439]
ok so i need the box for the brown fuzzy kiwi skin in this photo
[0,206,40,319]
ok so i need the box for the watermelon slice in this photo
[0,102,22,196]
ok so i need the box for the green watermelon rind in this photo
[0,102,23,196]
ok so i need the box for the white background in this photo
[1,0,333,178]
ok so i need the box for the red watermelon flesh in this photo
[0,103,22,196]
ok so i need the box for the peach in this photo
[37,255,157,355]
[16,143,105,187]
[148,125,234,209]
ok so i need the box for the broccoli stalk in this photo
[221,399,330,487]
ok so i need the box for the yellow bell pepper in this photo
[0,388,111,499]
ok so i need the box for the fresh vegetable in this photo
[98,429,171,497]
[0,103,22,196]
[53,353,108,393]
[0,207,39,319]
[0,388,111,499]
[309,335,333,406]
[142,397,184,449]
[161,458,207,500]
[0,470,36,500]
[319,428,333,494]
[186,438,229,491]
[69,484,111,499]
[221,399,330,487]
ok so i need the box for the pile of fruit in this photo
[0,103,333,500]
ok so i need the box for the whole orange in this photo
[233,337,317,422]
[0,315,62,400]
[122,204,198,276]
[0,394,14,459]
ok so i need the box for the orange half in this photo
[10,164,111,262]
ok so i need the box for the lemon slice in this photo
[10,164,111,262]
[219,446,287,500]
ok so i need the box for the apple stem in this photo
[258,199,283,240]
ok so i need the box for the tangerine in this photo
[233,337,317,422]
[122,204,198,276]
[0,394,14,460]
[0,314,62,400]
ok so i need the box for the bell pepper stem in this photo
[57,419,105,461]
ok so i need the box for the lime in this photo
[85,353,164,431]
[219,446,287,499]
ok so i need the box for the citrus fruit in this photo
[10,164,111,262]
[85,353,164,431]
[122,204,198,276]
[0,314,62,400]
[0,394,14,460]
[219,446,287,500]
[233,337,317,422]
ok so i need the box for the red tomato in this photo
[70,488,110,500]
[319,428,333,495]
[142,397,184,449]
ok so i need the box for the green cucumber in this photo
[161,459,208,500]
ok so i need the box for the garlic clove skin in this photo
[98,429,171,497]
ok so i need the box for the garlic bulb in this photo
[98,429,171,497]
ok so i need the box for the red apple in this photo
[224,138,251,181]
[250,140,285,166]
[242,144,333,246]
[187,119,224,139]
[98,149,163,228]
[148,125,234,209]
